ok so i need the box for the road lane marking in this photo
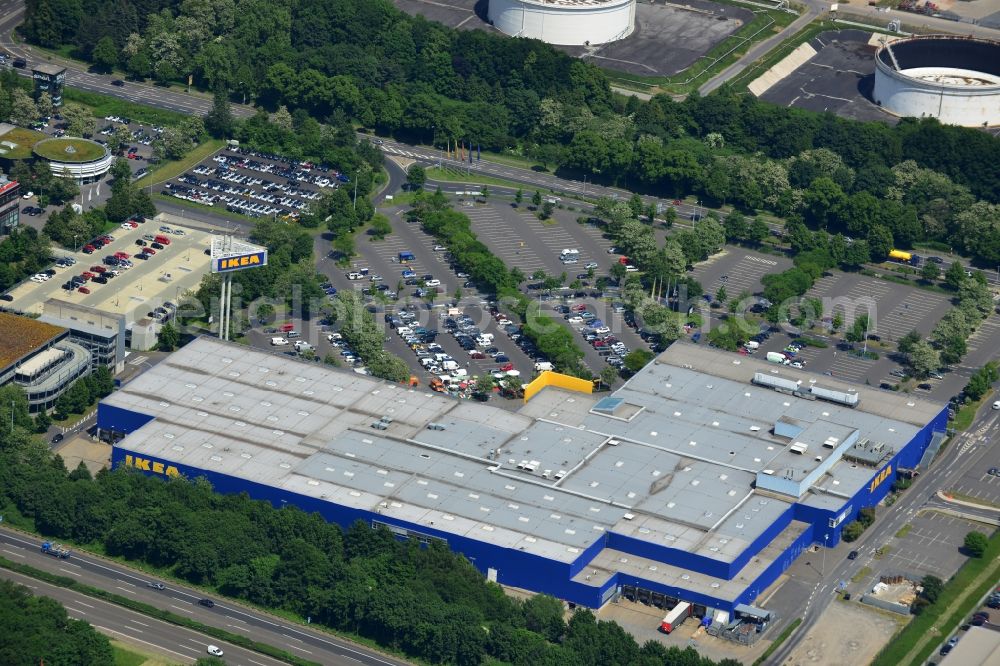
[116,585,136,594]
[171,604,194,614]
[2,548,24,557]
[58,567,81,577]
[75,600,94,608]
[65,606,88,615]
[287,644,313,654]
[248,660,270,666]
[128,619,149,627]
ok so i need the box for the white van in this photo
[451,368,468,378]
[442,360,459,371]
[476,334,494,346]
[534,361,553,372]
[270,337,288,346]
[560,248,579,258]
[744,340,760,350]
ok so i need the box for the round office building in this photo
[488,0,636,46]
[872,35,1000,127]
[33,137,113,183]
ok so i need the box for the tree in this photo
[920,575,944,604]
[920,262,940,282]
[906,340,940,378]
[273,105,293,131]
[92,36,119,72]
[531,190,542,208]
[514,188,523,206]
[897,330,921,355]
[35,92,53,120]
[715,285,727,305]
[944,261,967,290]
[406,165,426,191]
[9,88,38,127]
[599,365,619,391]
[369,214,392,240]
[0,384,32,434]
[158,322,179,351]
[204,87,234,139]
[61,104,95,138]
[623,349,654,373]
[332,233,355,261]
[609,262,626,284]
[841,520,863,542]
[964,531,988,558]
[540,201,554,219]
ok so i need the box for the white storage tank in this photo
[488,0,636,46]
[873,35,1000,128]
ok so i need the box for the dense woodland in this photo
[0,420,740,666]
[21,0,1000,265]
[0,578,114,665]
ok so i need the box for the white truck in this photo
[766,351,788,364]
[534,361,554,372]
[744,340,760,351]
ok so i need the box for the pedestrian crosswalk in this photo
[381,144,433,160]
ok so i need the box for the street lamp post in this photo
[239,82,246,105]
[822,534,828,576]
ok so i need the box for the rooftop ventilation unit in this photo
[789,442,809,454]
[370,421,388,430]
[426,423,446,431]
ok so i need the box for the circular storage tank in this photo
[873,36,1000,127]
[33,137,113,183]
[488,0,636,46]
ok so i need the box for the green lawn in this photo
[0,126,48,160]
[63,88,191,128]
[135,139,224,189]
[871,530,1000,666]
[33,137,107,162]
[112,643,154,666]
[952,390,992,431]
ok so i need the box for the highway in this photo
[1,568,288,666]
[0,528,410,666]
[0,0,254,118]
[767,403,1000,664]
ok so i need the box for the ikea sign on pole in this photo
[214,250,267,273]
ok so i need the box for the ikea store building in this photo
[99,337,946,622]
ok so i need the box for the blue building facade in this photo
[102,400,949,612]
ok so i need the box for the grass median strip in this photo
[136,138,225,189]
[752,617,802,666]
[0,556,320,666]
[871,530,1000,666]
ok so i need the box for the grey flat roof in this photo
[105,338,943,573]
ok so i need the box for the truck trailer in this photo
[40,541,71,559]
[660,601,692,633]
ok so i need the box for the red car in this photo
[77,286,91,294]
[90,265,107,274]
[141,247,155,255]
[100,235,113,243]
[81,271,95,279]
[499,362,514,372]
[82,245,95,254]
[114,251,130,260]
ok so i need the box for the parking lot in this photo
[952,465,1000,509]
[163,145,351,221]
[464,203,618,281]
[691,248,794,301]
[864,510,991,585]
[4,214,212,325]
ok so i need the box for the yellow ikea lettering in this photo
[220,254,261,270]
[868,465,893,493]
[124,454,180,478]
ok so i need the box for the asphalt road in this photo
[767,402,1000,664]
[0,0,254,119]
[0,528,410,666]
[1,567,288,666]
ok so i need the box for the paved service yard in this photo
[5,215,212,325]
[759,29,894,124]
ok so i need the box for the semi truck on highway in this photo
[41,541,71,558]
[660,601,692,633]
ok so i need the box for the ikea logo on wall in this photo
[215,251,267,273]
[868,464,893,493]
[124,454,181,478]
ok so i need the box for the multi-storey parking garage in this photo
[100,337,946,626]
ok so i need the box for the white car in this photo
[993,401,1000,410]
[424,279,441,287]
[567,316,584,324]
[584,262,598,269]
[206,645,224,657]
[22,191,33,199]
[30,273,48,282]
[347,272,364,280]
[270,337,289,346]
